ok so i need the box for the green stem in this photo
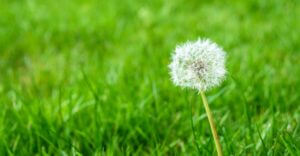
[200,91,223,156]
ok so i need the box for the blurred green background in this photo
[0,0,299,155]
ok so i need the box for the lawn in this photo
[0,0,299,155]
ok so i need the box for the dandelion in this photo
[169,38,226,156]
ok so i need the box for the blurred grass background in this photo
[0,0,299,155]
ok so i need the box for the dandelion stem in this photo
[200,91,223,156]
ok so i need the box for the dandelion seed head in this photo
[169,38,227,91]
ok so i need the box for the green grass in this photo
[0,0,299,155]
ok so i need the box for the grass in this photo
[0,0,299,155]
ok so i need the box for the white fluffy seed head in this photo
[169,38,226,91]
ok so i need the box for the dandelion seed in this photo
[169,38,226,91]
[169,38,226,156]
